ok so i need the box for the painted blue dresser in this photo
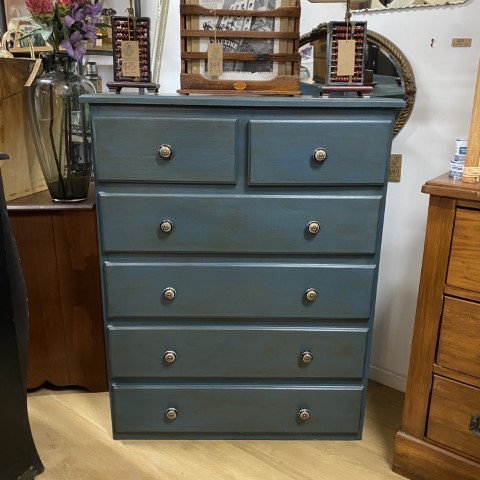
[84,94,403,440]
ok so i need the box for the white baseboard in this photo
[369,365,407,392]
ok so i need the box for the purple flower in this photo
[27,0,102,60]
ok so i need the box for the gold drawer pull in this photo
[313,148,327,162]
[163,287,176,301]
[307,221,320,235]
[300,351,313,364]
[160,220,173,233]
[164,350,177,363]
[158,144,173,159]
[305,288,317,302]
[298,409,310,421]
[165,408,178,420]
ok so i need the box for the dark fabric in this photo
[0,168,43,479]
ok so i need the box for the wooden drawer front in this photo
[108,326,368,379]
[447,208,480,292]
[105,263,375,319]
[248,119,392,185]
[92,117,237,184]
[427,376,480,461]
[99,193,382,254]
[111,384,363,436]
[437,296,480,380]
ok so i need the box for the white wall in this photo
[96,0,480,392]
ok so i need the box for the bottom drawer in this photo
[111,384,364,438]
[427,376,480,461]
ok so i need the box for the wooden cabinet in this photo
[393,173,480,480]
[87,94,402,439]
[7,187,107,392]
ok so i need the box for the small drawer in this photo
[92,117,237,184]
[427,376,480,461]
[107,326,368,379]
[104,262,375,319]
[437,296,480,380]
[111,384,364,437]
[99,193,382,254]
[248,119,393,185]
[447,208,480,292]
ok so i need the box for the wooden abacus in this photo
[106,15,159,94]
[320,20,371,98]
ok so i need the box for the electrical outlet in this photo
[389,154,402,182]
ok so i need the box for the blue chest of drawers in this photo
[85,95,403,439]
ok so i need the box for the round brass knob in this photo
[163,287,176,300]
[313,148,327,162]
[158,144,173,159]
[165,408,178,420]
[307,221,320,235]
[164,350,177,363]
[298,409,310,421]
[300,351,313,364]
[305,288,317,302]
[160,220,173,233]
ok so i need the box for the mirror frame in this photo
[300,23,416,137]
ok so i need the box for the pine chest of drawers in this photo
[85,95,402,439]
[394,174,480,480]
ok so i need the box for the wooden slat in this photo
[444,285,480,304]
[181,52,299,62]
[180,29,298,39]
[180,5,301,18]
[178,73,300,95]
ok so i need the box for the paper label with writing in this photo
[207,42,224,77]
[337,39,356,76]
[121,40,140,77]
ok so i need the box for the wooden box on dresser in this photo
[393,174,480,480]
[84,94,403,439]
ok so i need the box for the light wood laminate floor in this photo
[27,381,405,480]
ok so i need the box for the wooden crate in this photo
[179,0,301,95]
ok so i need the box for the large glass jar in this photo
[28,53,96,202]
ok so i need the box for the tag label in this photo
[25,59,43,87]
[121,40,140,77]
[208,42,223,77]
[337,39,356,76]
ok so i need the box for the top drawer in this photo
[249,119,392,185]
[92,117,237,184]
[447,208,480,292]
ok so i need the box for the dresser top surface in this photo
[81,94,405,110]
[423,173,480,202]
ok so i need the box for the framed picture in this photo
[179,0,301,95]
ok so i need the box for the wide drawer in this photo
[99,193,382,254]
[437,296,480,380]
[111,384,364,437]
[104,263,375,319]
[447,208,480,292]
[107,326,368,379]
[249,119,392,185]
[427,376,480,461]
[92,117,237,184]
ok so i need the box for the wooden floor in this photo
[27,381,406,480]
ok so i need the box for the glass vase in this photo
[28,53,96,202]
